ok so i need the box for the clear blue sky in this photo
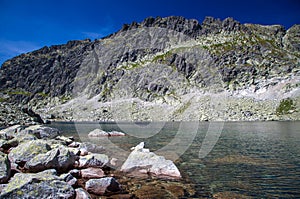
[0,0,299,65]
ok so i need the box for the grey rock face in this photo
[0,16,299,122]
[0,169,75,199]
[85,177,121,195]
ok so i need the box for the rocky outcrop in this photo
[0,125,193,198]
[0,16,299,123]
[121,142,181,179]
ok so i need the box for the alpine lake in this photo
[49,121,300,198]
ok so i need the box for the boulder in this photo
[0,151,10,183]
[88,129,125,137]
[8,140,51,165]
[25,146,77,172]
[0,134,37,151]
[60,173,77,186]
[0,169,75,199]
[79,142,105,154]
[75,188,92,199]
[19,125,60,139]
[55,135,74,146]
[108,131,126,136]
[85,177,121,195]
[88,129,109,137]
[81,167,105,179]
[77,153,109,169]
[0,125,22,139]
[121,142,181,179]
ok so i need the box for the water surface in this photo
[50,121,300,198]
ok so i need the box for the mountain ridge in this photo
[0,16,299,125]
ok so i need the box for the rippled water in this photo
[50,121,300,198]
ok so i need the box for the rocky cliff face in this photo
[0,16,299,124]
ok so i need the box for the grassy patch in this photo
[276,98,296,115]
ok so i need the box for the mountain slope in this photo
[0,16,299,123]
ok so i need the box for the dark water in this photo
[49,121,300,198]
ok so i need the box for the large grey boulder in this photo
[85,177,121,195]
[8,140,51,165]
[77,153,109,169]
[19,125,60,139]
[121,142,181,179]
[25,145,77,172]
[0,151,10,183]
[0,169,75,199]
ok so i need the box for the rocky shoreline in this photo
[0,124,197,198]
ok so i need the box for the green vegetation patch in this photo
[276,98,296,115]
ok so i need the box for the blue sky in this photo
[0,0,299,65]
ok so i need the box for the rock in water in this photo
[0,152,10,183]
[88,129,109,137]
[85,177,121,195]
[0,169,75,199]
[88,129,125,137]
[121,142,181,179]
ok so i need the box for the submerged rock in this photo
[85,177,121,195]
[0,169,75,199]
[0,151,10,183]
[121,142,181,179]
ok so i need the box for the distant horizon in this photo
[1,0,299,65]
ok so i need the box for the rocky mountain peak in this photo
[0,16,299,125]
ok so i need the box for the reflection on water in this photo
[50,121,300,198]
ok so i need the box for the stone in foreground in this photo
[121,142,181,179]
[85,177,121,195]
[0,169,75,199]
[25,146,77,172]
[8,140,51,165]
